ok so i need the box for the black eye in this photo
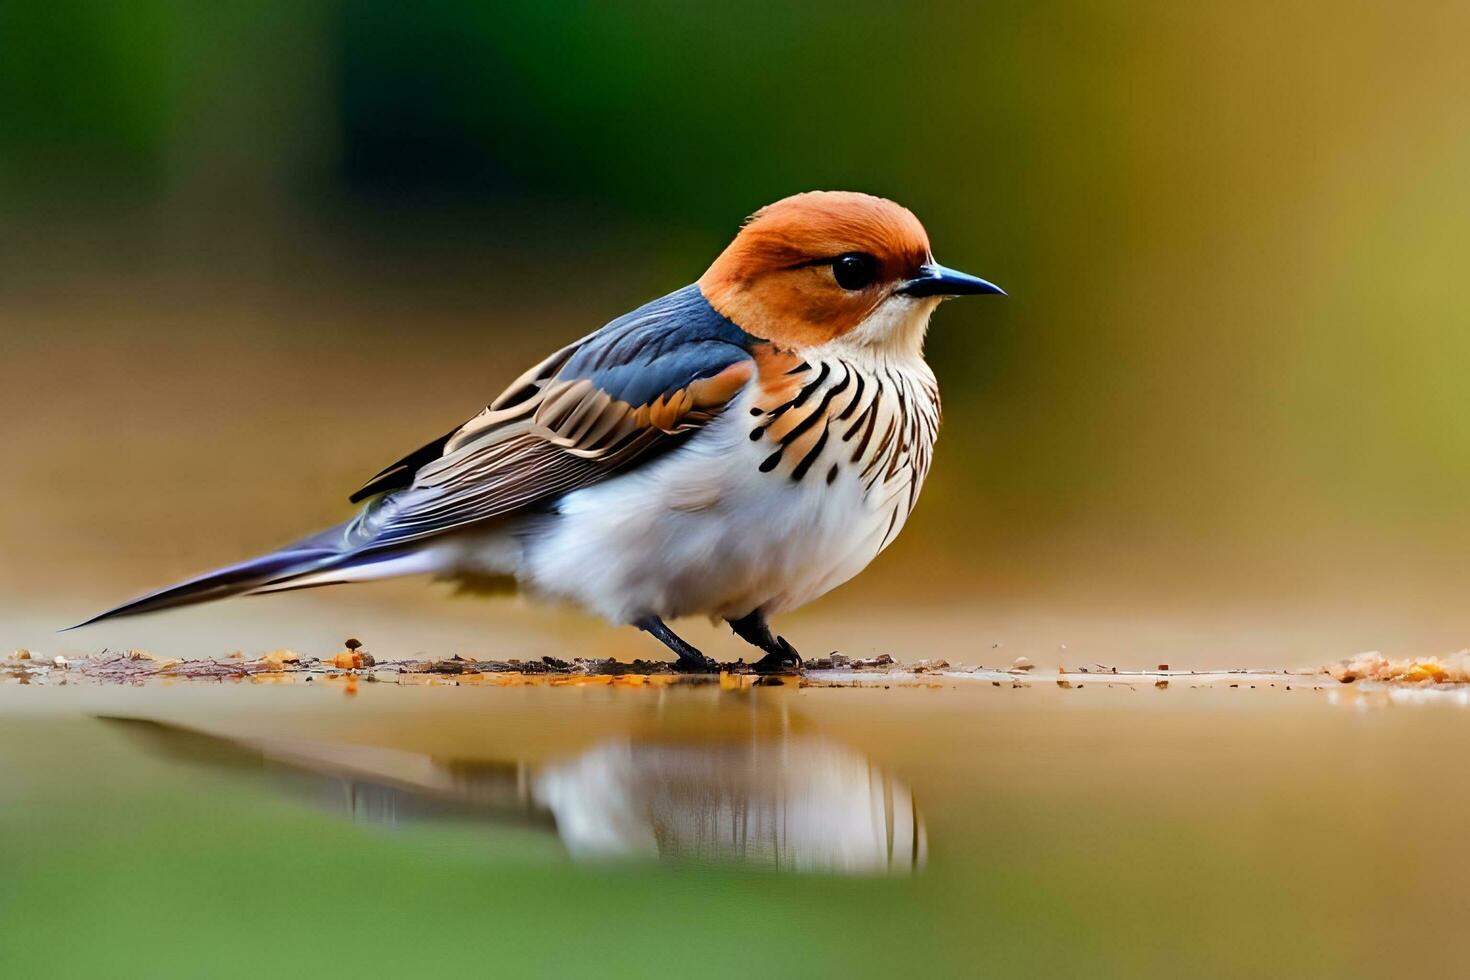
[831,252,878,290]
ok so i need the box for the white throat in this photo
[833,294,942,361]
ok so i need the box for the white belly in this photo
[514,408,887,623]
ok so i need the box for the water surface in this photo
[2,677,1464,977]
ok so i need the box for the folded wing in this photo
[339,284,757,552]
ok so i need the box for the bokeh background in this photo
[3,0,1468,665]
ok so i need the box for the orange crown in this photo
[698,191,934,347]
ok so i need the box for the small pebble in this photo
[1012,656,1034,672]
[53,655,69,669]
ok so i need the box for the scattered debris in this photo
[1327,650,1470,685]
[807,653,896,671]
[3,643,1463,690]
[255,649,303,671]
[126,649,180,670]
[912,659,950,672]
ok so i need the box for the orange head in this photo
[697,191,1001,351]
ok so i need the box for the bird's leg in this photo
[634,616,721,673]
[726,611,802,674]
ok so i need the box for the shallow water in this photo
[2,675,1467,978]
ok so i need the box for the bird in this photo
[75,191,1003,672]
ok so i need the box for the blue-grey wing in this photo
[341,284,758,551]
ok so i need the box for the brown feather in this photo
[350,342,755,548]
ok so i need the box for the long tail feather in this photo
[67,541,344,630]
[69,497,479,631]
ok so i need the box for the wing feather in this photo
[340,284,759,552]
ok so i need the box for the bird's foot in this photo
[635,615,722,674]
[751,636,802,675]
[725,612,803,674]
[672,651,722,674]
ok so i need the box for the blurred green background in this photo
[3,0,1468,663]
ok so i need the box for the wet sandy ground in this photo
[9,636,1465,695]
[0,649,1346,697]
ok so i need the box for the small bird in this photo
[77,192,1002,671]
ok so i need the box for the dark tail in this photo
[66,529,351,630]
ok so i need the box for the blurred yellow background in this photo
[3,1,1468,664]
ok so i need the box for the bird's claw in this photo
[752,636,802,674]
[673,653,722,674]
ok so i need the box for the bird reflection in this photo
[106,719,926,875]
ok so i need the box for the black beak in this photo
[897,263,1005,298]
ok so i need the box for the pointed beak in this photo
[897,263,1005,298]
